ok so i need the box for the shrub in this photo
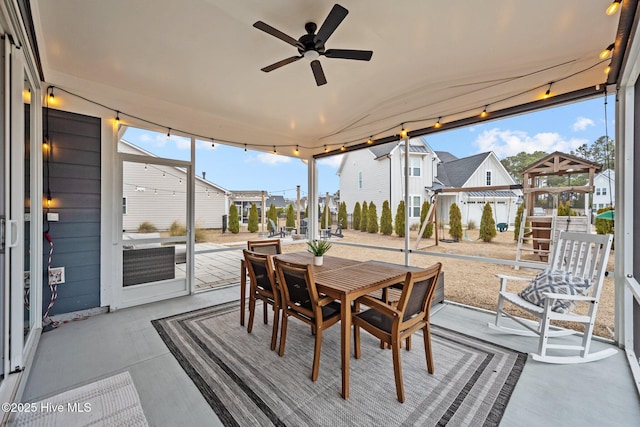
[360,201,369,232]
[353,202,361,230]
[420,200,433,238]
[169,220,187,236]
[395,201,406,237]
[557,200,577,216]
[228,204,239,233]
[286,204,295,228]
[321,205,329,229]
[467,220,477,230]
[194,226,207,242]
[338,202,348,229]
[479,202,497,242]
[449,203,463,241]
[267,204,278,227]
[514,203,525,241]
[137,221,157,233]
[380,200,393,235]
[595,207,614,236]
[367,202,379,233]
[248,203,259,232]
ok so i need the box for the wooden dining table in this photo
[275,252,410,399]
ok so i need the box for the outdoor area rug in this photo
[152,302,526,426]
[12,371,148,426]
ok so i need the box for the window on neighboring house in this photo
[409,195,421,217]
[602,187,607,195]
[596,188,601,195]
[358,172,363,189]
[410,157,421,176]
[486,170,492,186]
[122,197,127,215]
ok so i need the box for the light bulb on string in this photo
[244,144,247,153]
[434,118,442,128]
[543,83,553,99]
[48,88,55,104]
[480,106,488,118]
[294,145,299,155]
[166,128,171,139]
[340,145,346,152]
[604,64,611,74]
[367,137,374,145]
[324,145,329,152]
[172,191,176,197]
[273,146,277,154]
[599,43,614,60]
[606,0,621,15]
[400,128,408,138]
[115,111,120,125]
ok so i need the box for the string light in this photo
[400,127,408,138]
[273,145,277,154]
[434,118,442,128]
[324,145,329,152]
[244,144,247,153]
[294,145,299,155]
[48,88,55,103]
[367,137,374,145]
[144,164,148,171]
[172,191,176,197]
[162,171,166,178]
[115,111,120,124]
[606,0,621,15]
[604,64,611,74]
[599,43,614,60]
[480,106,488,118]
[543,82,553,99]
[340,145,346,151]
[166,128,171,139]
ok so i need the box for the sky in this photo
[122,95,614,200]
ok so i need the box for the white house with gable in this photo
[592,169,615,213]
[338,137,521,228]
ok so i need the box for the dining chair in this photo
[246,239,282,323]
[243,250,280,351]
[274,258,341,381]
[353,262,442,403]
[247,238,282,254]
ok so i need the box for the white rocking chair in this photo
[488,231,616,364]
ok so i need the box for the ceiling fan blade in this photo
[324,49,373,61]
[310,60,327,86]
[253,21,303,48]
[315,4,348,46]
[261,56,302,72]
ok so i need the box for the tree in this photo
[420,200,433,238]
[571,136,615,170]
[360,201,369,232]
[367,202,379,233]
[338,202,348,229]
[394,201,405,237]
[286,204,295,228]
[557,200,577,216]
[353,202,361,230]
[247,203,259,232]
[514,202,525,241]
[479,202,497,242]
[380,200,393,235]
[500,151,548,183]
[267,204,277,231]
[321,205,329,229]
[449,203,463,241]
[228,204,239,234]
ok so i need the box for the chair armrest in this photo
[355,295,401,318]
[496,274,531,292]
[317,296,337,307]
[542,292,596,302]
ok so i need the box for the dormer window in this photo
[486,170,492,186]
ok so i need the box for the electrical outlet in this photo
[49,267,65,284]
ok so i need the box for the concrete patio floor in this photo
[19,283,640,426]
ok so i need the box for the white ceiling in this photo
[30,1,621,158]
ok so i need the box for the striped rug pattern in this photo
[153,302,525,426]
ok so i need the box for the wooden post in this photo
[296,185,301,234]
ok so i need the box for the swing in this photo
[495,196,509,232]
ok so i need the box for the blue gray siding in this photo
[43,108,101,315]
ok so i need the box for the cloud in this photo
[318,154,344,168]
[256,153,292,165]
[572,117,595,131]
[473,128,588,158]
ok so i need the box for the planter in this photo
[314,256,323,266]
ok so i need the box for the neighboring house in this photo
[120,140,229,231]
[229,192,289,223]
[266,195,288,210]
[338,137,520,227]
[592,169,615,212]
[433,151,521,227]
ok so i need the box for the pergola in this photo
[522,151,602,220]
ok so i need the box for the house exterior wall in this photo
[390,151,432,224]
[593,170,615,211]
[44,109,101,315]
[120,142,227,231]
[339,149,390,217]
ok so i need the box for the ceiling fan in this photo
[253,4,373,86]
